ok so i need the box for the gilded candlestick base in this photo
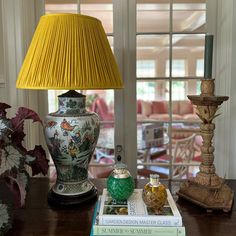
[177,79,234,212]
[178,179,234,212]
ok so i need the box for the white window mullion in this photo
[113,0,137,177]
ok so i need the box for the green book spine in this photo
[93,225,185,236]
[90,197,101,236]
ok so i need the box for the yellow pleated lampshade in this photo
[16,13,123,90]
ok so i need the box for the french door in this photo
[45,0,207,180]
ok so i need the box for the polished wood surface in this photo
[5,178,236,236]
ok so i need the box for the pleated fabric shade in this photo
[16,13,123,90]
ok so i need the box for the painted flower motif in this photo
[66,99,77,109]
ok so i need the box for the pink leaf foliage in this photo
[27,145,49,176]
[0,102,49,213]
[10,132,27,155]
[0,103,11,118]
[6,171,29,208]
[11,107,42,132]
[9,107,42,154]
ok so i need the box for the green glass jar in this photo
[142,174,167,214]
[107,158,134,201]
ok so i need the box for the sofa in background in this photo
[91,97,199,123]
[137,99,199,122]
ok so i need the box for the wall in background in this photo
[0,1,4,86]
[0,0,46,150]
[214,0,236,179]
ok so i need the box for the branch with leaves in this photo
[0,102,49,234]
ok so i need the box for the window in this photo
[45,0,206,181]
[165,81,185,100]
[136,0,205,180]
[137,60,156,101]
[137,60,156,77]
[166,60,186,77]
[196,59,204,77]
[137,82,156,101]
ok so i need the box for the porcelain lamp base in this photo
[44,91,100,205]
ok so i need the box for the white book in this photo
[98,189,182,227]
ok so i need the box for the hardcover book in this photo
[98,189,182,227]
[93,225,185,236]
[90,195,185,236]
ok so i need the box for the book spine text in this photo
[99,215,182,226]
[93,225,185,236]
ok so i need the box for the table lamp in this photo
[16,14,123,206]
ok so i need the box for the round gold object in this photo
[142,174,167,214]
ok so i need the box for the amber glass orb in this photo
[142,174,167,214]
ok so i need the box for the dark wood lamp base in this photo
[48,186,97,207]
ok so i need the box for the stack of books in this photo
[90,189,185,236]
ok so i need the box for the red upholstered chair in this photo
[91,98,114,126]
[92,97,113,121]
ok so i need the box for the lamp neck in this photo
[56,90,86,115]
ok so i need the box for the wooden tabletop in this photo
[5,178,236,236]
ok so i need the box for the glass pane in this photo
[48,90,66,113]
[159,79,202,122]
[196,59,204,77]
[89,119,115,178]
[107,36,114,52]
[137,0,170,33]
[137,122,169,180]
[185,79,201,96]
[137,61,156,78]
[137,121,201,180]
[137,80,168,102]
[172,34,205,77]
[137,35,169,78]
[85,90,114,123]
[166,60,186,77]
[137,81,170,124]
[170,120,201,179]
[80,0,113,34]
[45,0,77,13]
[173,0,206,33]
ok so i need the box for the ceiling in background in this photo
[45,0,206,60]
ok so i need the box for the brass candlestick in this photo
[177,79,234,212]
